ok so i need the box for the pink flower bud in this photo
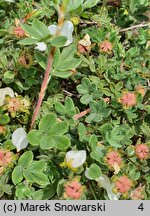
[106,151,122,167]
[135,144,149,160]
[99,40,112,53]
[13,26,26,38]
[115,176,132,193]
[130,184,145,200]
[63,177,85,200]
[120,92,137,108]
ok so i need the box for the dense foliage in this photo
[0,0,150,200]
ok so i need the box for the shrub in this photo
[0,0,149,200]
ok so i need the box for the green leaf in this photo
[0,114,10,125]
[52,70,72,78]
[90,147,105,163]
[141,122,150,139]
[0,29,8,37]
[83,0,99,9]
[34,51,47,69]
[80,94,92,105]
[89,56,96,72]
[88,163,101,179]
[12,166,23,185]
[50,36,67,47]
[55,102,66,115]
[21,23,44,39]
[15,183,35,199]
[3,71,15,84]
[130,0,148,13]
[85,100,111,122]
[60,44,77,62]
[53,48,60,68]
[65,97,76,116]
[52,45,79,76]
[17,38,38,45]
[39,113,57,132]
[27,130,43,146]
[0,175,11,197]
[32,185,56,200]
[129,168,141,180]
[125,146,135,157]
[40,134,70,150]
[23,170,49,185]
[78,123,87,142]
[53,45,76,70]
[100,123,113,137]
[90,100,106,112]
[57,179,66,197]
[18,151,33,167]
[77,78,91,94]
[32,19,50,37]
[34,113,70,150]
[67,0,83,12]
[3,184,12,195]
[40,135,55,149]
[27,161,47,172]
[85,113,99,123]
[54,135,70,150]
[116,82,123,91]
[105,127,126,148]
[50,121,69,135]
[89,134,98,150]
[56,58,81,71]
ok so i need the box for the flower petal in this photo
[48,24,57,35]
[85,168,93,180]
[85,169,119,200]
[66,150,86,168]
[78,34,91,47]
[12,128,28,152]
[5,0,15,2]
[35,42,47,51]
[60,21,74,46]
[0,87,14,106]
[96,175,120,200]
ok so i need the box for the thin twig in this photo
[30,47,55,129]
[119,22,150,32]
[73,108,91,120]
[30,3,66,129]
[80,19,98,25]
[63,90,80,98]
[88,182,98,200]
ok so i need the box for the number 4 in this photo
[138,203,144,211]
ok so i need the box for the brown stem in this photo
[119,22,150,32]
[73,108,91,120]
[80,19,98,25]
[30,47,55,129]
[30,3,66,129]
[57,4,65,27]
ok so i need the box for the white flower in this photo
[85,169,120,200]
[4,0,15,2]
[84,168,93,180]
[35,21,74,51]
[48,21,74,47]
[78,34,91,47]
[0,87,14,106]
[35,42,47,51]
[12,128,28,152]
[65,150,86,169]
[96,175,120,200]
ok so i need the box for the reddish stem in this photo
[30,4,65,129]
[30,47,55,129]
[73,108,91,120]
